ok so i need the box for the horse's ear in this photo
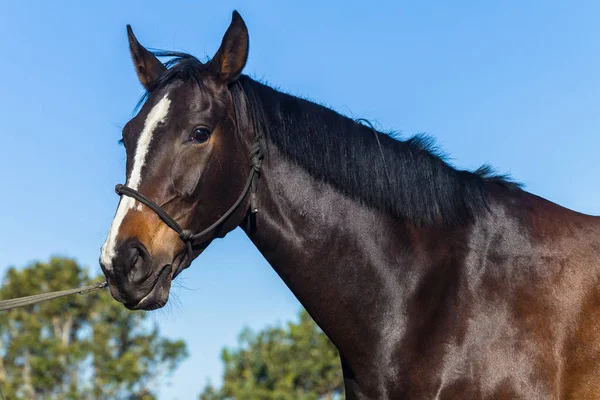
[209,11,249,84]
[127,25,166,89]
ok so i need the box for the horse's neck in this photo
[241,143,466,364]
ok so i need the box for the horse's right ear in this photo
[127,25,166,90]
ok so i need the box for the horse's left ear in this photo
[127,25,166,89]
[209,11,249,84]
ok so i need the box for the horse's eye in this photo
[190,127,211,143]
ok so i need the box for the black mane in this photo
[148,52,522,226]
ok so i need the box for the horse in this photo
[99,10,600,399]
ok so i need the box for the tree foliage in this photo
[200,310,343,400]
[0,257,188,400]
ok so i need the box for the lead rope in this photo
[0,281,108,312]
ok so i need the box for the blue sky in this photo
[1,1,600,398]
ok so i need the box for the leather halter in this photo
[114,134,263,277]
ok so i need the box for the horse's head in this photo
[100,11,252,310]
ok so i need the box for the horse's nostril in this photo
[134,252,144,270]
[127,246,140,266]
[125,243,150,284]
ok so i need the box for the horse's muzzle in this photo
[100,239,173,310]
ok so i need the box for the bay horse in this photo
[99,11,600,399]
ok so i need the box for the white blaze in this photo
[100,95,171,269]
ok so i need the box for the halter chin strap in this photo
[114,135,263,276]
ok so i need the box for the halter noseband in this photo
[114,134,263,277]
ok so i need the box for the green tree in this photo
[200,310,343,400]
[0,257,188,400]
